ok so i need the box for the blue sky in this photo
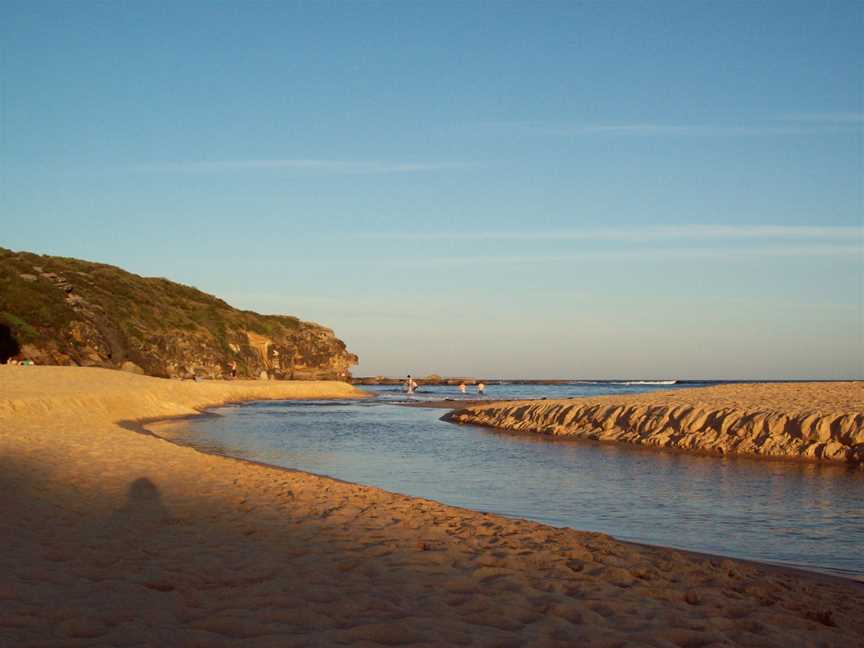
[2,1,862,378]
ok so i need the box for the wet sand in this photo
[1,367,863,646]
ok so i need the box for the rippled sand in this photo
[1,367,862,646]
[446,382,864,466]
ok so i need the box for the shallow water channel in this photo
[156,390,864,580]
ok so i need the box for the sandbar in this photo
[445,382,864,466]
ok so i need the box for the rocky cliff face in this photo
[0,248,357,380]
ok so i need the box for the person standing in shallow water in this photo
[405,375,416,394]
[477,382,486,396]
[459,382,467,395]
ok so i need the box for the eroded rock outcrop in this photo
[444,382,864,466]
[0,247,357,380]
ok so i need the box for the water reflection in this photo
[155,398,864,579]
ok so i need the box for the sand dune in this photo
[1,367,862,646]
[445,382,864,466]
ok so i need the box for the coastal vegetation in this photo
[0,247,357,379]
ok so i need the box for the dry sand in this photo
[1,367,862,647]
[445,382,864,467]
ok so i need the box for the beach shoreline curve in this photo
[2,366,863,646]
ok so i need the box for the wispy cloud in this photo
[489,115,862,137]
[361,225,863,242]
[524,124,805,137]
[139,159,475,174]
[408,245,862,266]
[779,112,864,124]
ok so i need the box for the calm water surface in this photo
[162,384,864,580]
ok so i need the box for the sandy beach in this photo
[445,382,864,467]
[2,367,863,647]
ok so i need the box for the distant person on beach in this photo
[459,382,466,394]
[229,361,237,379]
[477,382,486,396]
[405,375,416,394]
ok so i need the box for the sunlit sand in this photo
[1,367,862,646]
[447,382,864,466]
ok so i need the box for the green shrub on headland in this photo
[0,247,357,379]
